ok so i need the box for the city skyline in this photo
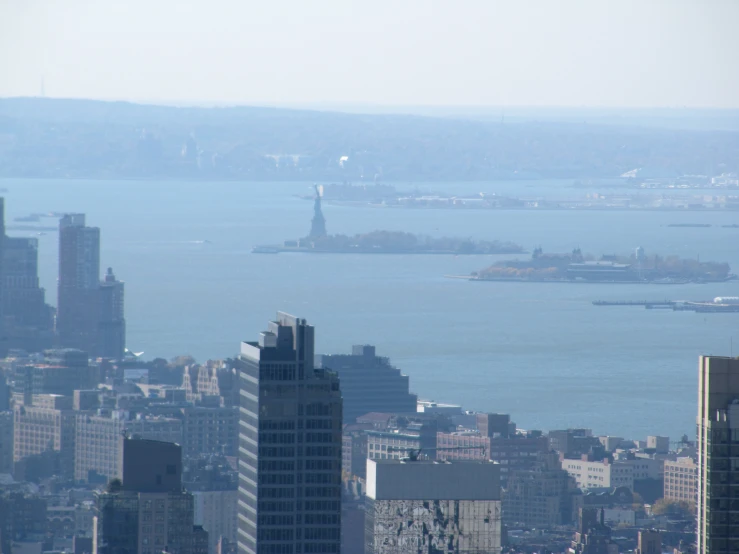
[0,3,737,550]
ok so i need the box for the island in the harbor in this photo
[253,185,524,255]
[461,246,734,284]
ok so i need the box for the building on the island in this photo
[75,411,183,482]
[697,356,739,554]
[95,438,198,554]
[13,394,77,479]
[365,458,502,554]
[663,457,697,503]
[98,268,125,359]
[503,451,581,528]
[57,214,101,356]
[561,458,634,490]
[236,313,343,554]
[316,345,416,423]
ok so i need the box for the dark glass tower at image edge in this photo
[696,355,739,554]
[237,313,342,554]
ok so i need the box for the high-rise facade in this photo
[2,237,54,340]
[316,345,416,423]
[0,198,55,353]
[365,459,502,554]
[98,267,126,359]
[696,356,739,554]
[57,214,101,355]
[237,312,342,554]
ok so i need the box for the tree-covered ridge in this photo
[307,230,524,254]
[2,98,738,180]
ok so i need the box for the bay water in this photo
[3,178,738,440]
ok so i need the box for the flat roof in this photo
[366,458,500,501]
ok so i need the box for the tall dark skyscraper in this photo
[0,198,6,356]
[0,197,54,353]
[237,312,342,554]
[98,267,125,359]
[696,356,739,554]
[57,214,101,355]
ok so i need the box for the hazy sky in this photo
[2,0,738,108]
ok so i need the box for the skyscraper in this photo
[237,312,342,554]
[0,197,55,353]
[696,356,739,554]
[98,267,126,359]
[57,214,101,355]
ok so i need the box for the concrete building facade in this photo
[237,313,343,554]
[561,458,634,490]
[13,394,76,479]
[75,412,183,482]
[181,406,238,459]
[696,356,739,554]
[663,457,697,504]
[365,459,502,554]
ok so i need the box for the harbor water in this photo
[3,178,738,440]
